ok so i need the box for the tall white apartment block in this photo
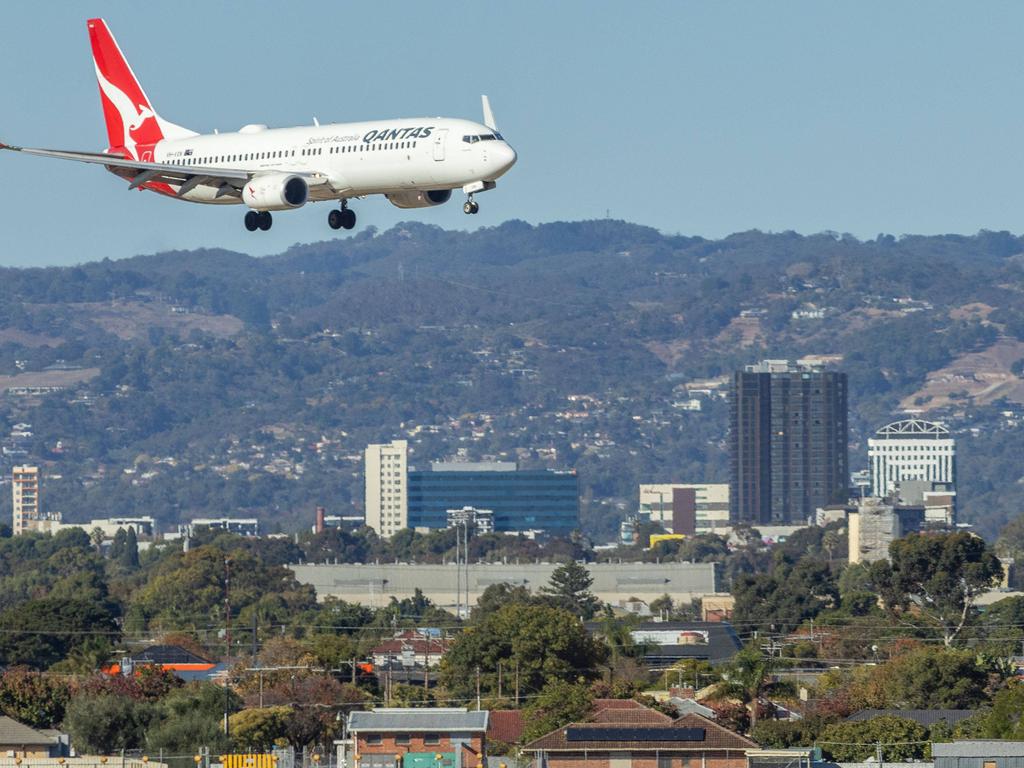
[364,440,408,538]
[12,465,40,535]
[868,419,955,498]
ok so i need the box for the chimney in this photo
[315,506,326,534]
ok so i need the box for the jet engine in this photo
[385,189,452,209]
[242,174,309,211]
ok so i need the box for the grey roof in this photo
[846,709,974,727]
[670,699,716,719]
[0,716,57,746]
[290,563,719,608]
[349,708,488,733]
[932,740,1024,757]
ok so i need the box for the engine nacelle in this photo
[386,189,452,209]
[242,174,308,211]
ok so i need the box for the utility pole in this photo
[875,741,883,766]
[224,557,232,662]
[455,527,462,619]
[514,660,520,707]
[463,521,470,614]
[475,665,481,710]
[497,661,503,700]
[252,613,258,662]
[224,556,232,738]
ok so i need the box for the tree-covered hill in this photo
[1,220,1024,539]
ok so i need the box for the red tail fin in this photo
[87,18,194,159]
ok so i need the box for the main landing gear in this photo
[463,196,480,215]
[328,201,357,230]
[244,211,273,232]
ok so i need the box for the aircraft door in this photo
[433,129,448,161]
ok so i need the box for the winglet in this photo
[482,95,497,131]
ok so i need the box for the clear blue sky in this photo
[1,1,1023,266]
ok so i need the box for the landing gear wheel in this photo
[340,208,356,230]
[470,201,479,214]
[257,211,273,231]
[464,200,479,215]
[328,210,344,230]
[244,211,259,231]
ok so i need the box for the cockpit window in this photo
[463,133,504,143]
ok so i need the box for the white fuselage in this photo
[148,116,516,204]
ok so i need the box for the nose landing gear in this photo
[329,201,357,230]
[463,197,479,215]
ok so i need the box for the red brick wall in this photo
[535,753,748,768]
[356,734,485,763]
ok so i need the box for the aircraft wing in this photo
[0,141,326,197]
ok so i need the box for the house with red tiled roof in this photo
[487,710,525,748]
[520,713,757,768]
[370,630,452,669]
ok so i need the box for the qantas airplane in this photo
[0,18,517,232]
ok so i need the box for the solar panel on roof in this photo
[565,728,705,742]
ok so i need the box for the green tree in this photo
[0,670,70,728]
[472,583,537,621]
[63,694,155,753]
[121,526,140,569]
[871,532,1002,646]
[708,647,795,731]
[541,561,601,619]
[0,597,119,669]
[956,683,1024,739]
[130,545,315,632]
[878,646,990,709]
[819,716,928,762]
[732,556,837,634]
[146,683,235,764]
[229,706,293,751]
[439,602,606,700]
[521,680,594,743]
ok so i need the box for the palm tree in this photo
[708,647,795,731]
[598,610,654,685]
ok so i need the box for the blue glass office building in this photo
[407,468,579,534]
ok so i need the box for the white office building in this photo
[638,483,730,534]
[365,439,408,538]
[868,419,955,498]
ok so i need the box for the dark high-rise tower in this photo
[730,360,848,525]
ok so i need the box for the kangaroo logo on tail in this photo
[93,63,155,160]
[87,18,196,158]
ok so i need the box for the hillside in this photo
[1,221,1023,539]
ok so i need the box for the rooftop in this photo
[0,716,58,746]
[846,709,975,727]
[522,713,756,753]
[873,418,950,438]
[348,708,488,733]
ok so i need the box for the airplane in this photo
[0,18,517,233]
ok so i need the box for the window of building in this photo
[423,734,440,745]
[366,735,382,746]
[395,735,410,745]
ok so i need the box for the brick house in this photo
[346,708,489,768]
[520,713,757,768]
[0,716,70,758]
